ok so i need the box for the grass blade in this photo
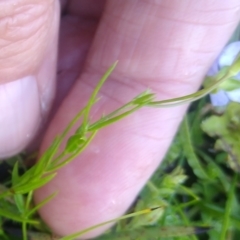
[180,117,210,180]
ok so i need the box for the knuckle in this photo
[0,0,56,81]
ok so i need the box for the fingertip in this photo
[0,76,41,158]
[0,0,60,157]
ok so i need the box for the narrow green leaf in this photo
[0,208,37,224]
[131,91,155,105]
[12,157,51,191]
[13,173,56,194]
[83,61,118,127]
[11,167,46,193]
[11,162,20,186]
[25,191,33,213]
[12,166,37,190]
[32,136,61,178]
[14,194,25,214]
[180,117,210,180]
[89,106,140,131]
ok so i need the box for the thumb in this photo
[0,0,60,158]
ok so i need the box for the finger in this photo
[54,0,106,112]
[0,0,59,157]
[35,0,240,238]
[66,0,106,18]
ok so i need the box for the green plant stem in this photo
[27,192,57,218]
[148,68,233,108]
[173,199,198,240]
[89,105,142,131]
[25,191,33,212]
[60,207,157,240]
[220,174,237,240]
[22,221,27,240]
[50,151,68,169]
[60,108,86,142]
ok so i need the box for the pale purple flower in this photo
[208,41,240,106]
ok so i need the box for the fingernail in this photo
[0,76,41,158]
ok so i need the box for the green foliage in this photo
[202,102,240,172]
[96,226,211,240]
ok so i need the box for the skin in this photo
[0,0,240,238]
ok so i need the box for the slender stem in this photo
[99,101,133,120]
[148,70,232,108]
[22,221,27,240]
[27,192,57,217]
[60,207,156,240]
[60,108,86,142]
[89,105,141,131]
[172,200,198,240]
[219,174,237,240]
[50,151,68,169]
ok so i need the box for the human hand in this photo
[1,0,240,238]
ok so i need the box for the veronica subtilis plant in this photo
[0,53,239,240]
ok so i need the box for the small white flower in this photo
[208,41,240,107]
